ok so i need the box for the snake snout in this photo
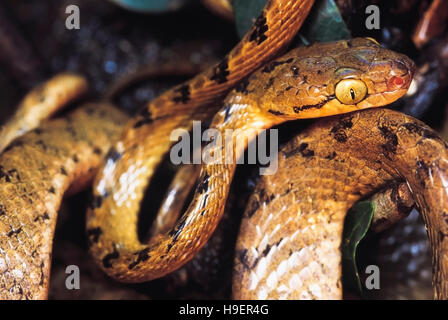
[387,55,415,91]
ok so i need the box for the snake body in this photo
[0,103,127,299]
[233,108,448,299]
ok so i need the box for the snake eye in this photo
[335,79,367,105]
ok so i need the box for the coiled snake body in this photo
[2,0,444,300]
[86,35,414,285]
[234,108,448,299]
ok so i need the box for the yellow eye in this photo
[335,79,367,105]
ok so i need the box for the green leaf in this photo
[298,0,351,44]
[342,201,374,296]
[234,0,267,38]
[108,0,192,13]
[233,0,351,43]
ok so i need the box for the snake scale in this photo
[233,108,448,299]
[1,0,446,300]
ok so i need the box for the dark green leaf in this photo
[342,200,374,296]
[233,0,267,38]
[109,0,191,13]
[299,0,351,43]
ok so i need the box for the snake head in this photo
[248,37,415,120]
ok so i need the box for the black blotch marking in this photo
[102,245,119,269]
[166,215,189,253]
[302,75,308,84]
[237,248,259,270]
[402,122,443,145]
[285,86,293,91]
[443,212,448,226]
[128,247,151,270]
[223,105,232,123]
[379,125,398,159]
[34,128,43,135]
[235,78,250,94]
[284,143,314,158]
[93,146,102,155]
[197,173,210,194]
[250,188,275,215]
[200,194,209,212]
[294,96,333,113]
[48,186,56,194]
[72,154,79,163]
[105,147,122,163]
[0,166,12,182]
[439,231,448,242]
[0,204,5,216]
[330,115,354,143]
[169,218,187,244]
[249,15,268,44]
[34,211,50,222]
[275,238,283,247]
[87,227,103,246]
[91,196,103,209]
[133,108,153,128]
[133,118,152,129]
[7,169,20,182]
[298,143,314,157]
[210,58,229,84]
[238,249,250,269]
[100,189,110,199]
[60,166,68,176]
[262,244,271,257]
[262,58,294,73]
[317,70,323,75]
[325,151,337,160]
[173,84,190,104]
[265,77,275,90]
[7,227,22,238]
[281,183,293,197]
[39,262,45,286]
[268,109,285,116]
[347,40,353,48]
[4,139,24,152]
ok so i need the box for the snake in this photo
[0,0,430,299]
[233,108,448,299]
[0,0,315,299]
[86,32,415,286]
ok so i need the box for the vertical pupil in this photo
[350,88,355,100]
